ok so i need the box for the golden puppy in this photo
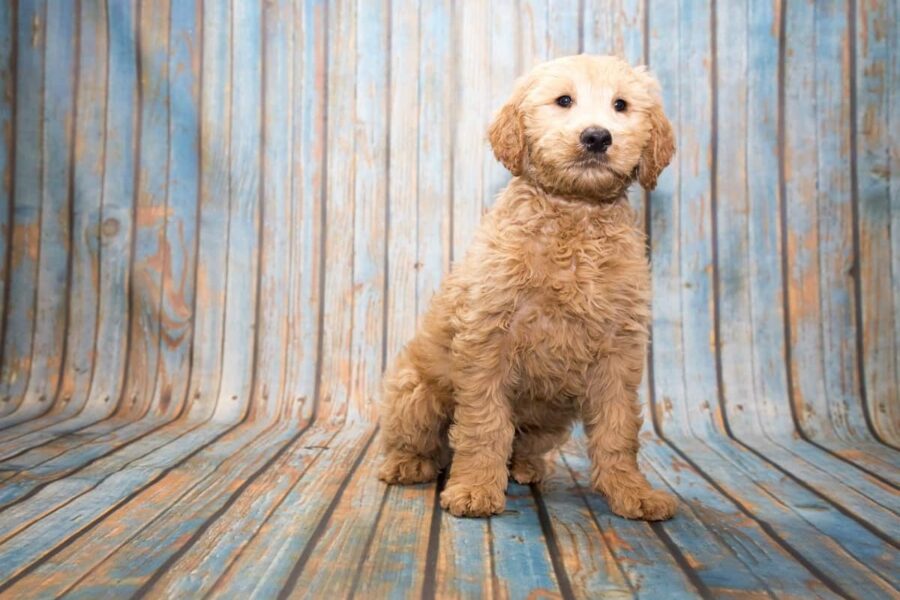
[378,55,676,520]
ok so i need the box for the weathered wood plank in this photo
[641,439,843,599]
[3,0,75,427]
[0,0,47,420]
[714,0,900,517]
[123,0,170,417]
[46,422,298,598]
[582,0,644,63]
[2,420,295,598]
[154,0,200,421]
[0,2,14,401]
[855,0,899,443]
[0,415,187,507]
[416,0,453,316]
[350,0,388,422]
[484,0,515,210]
[452,0,488,258]
[489,484,563,599]
[782,0,900,471]
[0,0,107,441]
[281,431,389,597]
[355,477,438,598]
[0,419,237,582]
[253,0,294,422]
[539,453,634,599]
[207,426,375,597]
[663,435,899,596]
[216,0,262,420]
[385,0,419,360]
[185,0,231,421]
[53,0,108,429]
[85,0,138,421]
[316,0,357,421]
[561,448,702,597]
[145,425,340,598]
[283,0,327,422]
[435,500,493,599]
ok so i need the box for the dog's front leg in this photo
[583,348,676,521]
[440,331,515,518]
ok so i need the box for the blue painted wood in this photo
[0,2,895,598]
[88,0,138,419]
[856,0,900,444]
[489,483,561,598]
[187,0,232,422]
[0,0,46,419]
[350,0,388,422]
[284,0,327,423]
[217,0,262,421]
[125,0,170,417]
[254,0,294,422]
[0,3,14,409]
[155,0,200,421]
[317,0,357,422]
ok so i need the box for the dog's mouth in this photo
[573,153,611,169]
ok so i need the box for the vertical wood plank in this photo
[124,0,170,417]
[187,0,231,421]
[452,0,488,258]
[385,0,418,360]
[856,0,899,442]
[483,0,516,210]
[55,0,108,424]
[22,0,76,415]
[254,0,293,422]
[647,0,721,437]
[82,0,138,420]
[316,0,356,421]
[283,0,326,422]
[350,0,388,421]
[0,0,46,415]
[0,2,15,395]
[416,0,453,315]
[582,0,644,64]
[547,0,581,58]
[216,0,262,420]
[154,0,200,420]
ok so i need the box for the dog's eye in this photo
[614,98,627,112]
[555,95,573,108]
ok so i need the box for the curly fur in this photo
[379,55,677,520]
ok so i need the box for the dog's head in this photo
[488,55,675,198]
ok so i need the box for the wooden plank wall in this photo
[0,1,896,597]
[1,0,893,441]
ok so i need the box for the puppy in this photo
[378,55,676,520]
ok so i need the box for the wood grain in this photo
[0,1,895,597]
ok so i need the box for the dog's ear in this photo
[488,79,528,176]
[636,72,675,191]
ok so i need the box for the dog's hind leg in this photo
[510,425,570,484]
[378,349,450,485]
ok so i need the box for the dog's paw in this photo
[440,482,506,517]
[606,488,676,521]
[510,456,547,485]
[378,453,439,485]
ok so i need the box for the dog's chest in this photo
[507,213,648,361]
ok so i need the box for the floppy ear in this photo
[488,80,528,176]
[633,67,675,190]
[637,101,675,191]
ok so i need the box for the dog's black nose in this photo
[580,127,613,153]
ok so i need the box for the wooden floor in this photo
[0,0,898,598]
